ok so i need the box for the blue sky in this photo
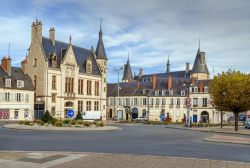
[0,0,249,82]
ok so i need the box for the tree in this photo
[41,110,52,123]
[75,111,83,120]
[209,70,250,131]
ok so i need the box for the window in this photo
[193,98,198,107]
[52,93,56,103]
[78,79,84,94]
[204,87,209,93]
[5,79,11,87]
[65,77,74,93]
[5,92,10,101]
[14,109,18,119]
[156,98,160,105]
[126,98,130,106]
[33,58,37,67]
[104,78,106,83]
[95,81,99,96]
[203,98,208,107]
[52,76,56,89]
[155,91,159,96]
[87,80,92,95]
[150,98,154,105]
[16,93,21,102]
[78,101,83,112]
[162,98,166,105]
[143,98,147,105]
[34,75,37,89]
[25,94,29,103]
[169,90,173,96]
[86,101,91,111]
[94,101,99,111]
[181,91,185,96]
[162,90,166,96]
[109,98,114,106]
[17,80,24,88]
[170,98,173,105]
[194,87,198,93]
[103,87,106,92]
[134,98,138,106]
[176,98,180,107]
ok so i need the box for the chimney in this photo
[167,75,172,90]
[1,56,11,76]
[191,76,195,85]
[186,62,190,72]
[49,27,55,45]
[21,59,27,74]
[199,82,203,93]
[137,80,140,88]
[152,74,157,90]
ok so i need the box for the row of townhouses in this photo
[0,19,223,123]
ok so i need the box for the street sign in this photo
[186,98,191,103]
[67,109,74,118]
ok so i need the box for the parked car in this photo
[245,120,250,129]
[133,117,148,122]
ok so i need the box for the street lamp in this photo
[183,83,192,127]
[113,67,123,123]
[221,91,227,128]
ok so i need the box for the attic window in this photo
[5,79,11,87]
[169,90,173,96]
[86,59,92,74]
[17,80,24,88]
[162,90,166,96]
[204,87,209,93]
[181,91,185,96]
[155,91,159,96]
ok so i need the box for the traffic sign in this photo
[67,109,74,118]
[186,98,191,103]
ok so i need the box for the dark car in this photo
[245,120,250,129]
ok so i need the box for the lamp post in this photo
[113,67,123,123]
[183,83,191,127]
[221,91,227,128]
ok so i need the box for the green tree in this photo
[75,111,83,120]
[41,110,52,123]
[209,70,250,131]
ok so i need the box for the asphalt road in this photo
[0,124,249,162]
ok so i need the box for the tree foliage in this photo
[209,70,250,131]
[41,110,52,123]
[75,111,83,120]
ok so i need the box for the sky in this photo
[0,0,249,82]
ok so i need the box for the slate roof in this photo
[122,58,134,81]
[95,30,108,60]
[140,71,191,81]
[0,66,34,91]
[192,49,209,74]
[42,37,102,76]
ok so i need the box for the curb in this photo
[204,138,250,145]
[3,124,121,131]
[165,126,250,136]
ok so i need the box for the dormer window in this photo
[155,91,159,96]
[162,90,166,96]
[204,87,209,93]
[194,87,198,93]
[52,55,57,68]
[181,91,185,96]
[169,90,173,96]
[17,80,24,88]
[86,58,92,74]
[5,79,11,87]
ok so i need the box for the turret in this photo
[31,19,42,44]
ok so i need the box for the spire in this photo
[96,18,108,60]
[166,55,170,73]
[198,38,200,51]
[191,42,209,75]
[122,56,133,82]
[69,35,72,45]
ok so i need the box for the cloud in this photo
[0,0,249,81]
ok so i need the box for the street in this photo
[0,124,249,162]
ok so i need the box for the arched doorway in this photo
[131,108,138,119]
[109,109,112,119]
[201,111,209,123]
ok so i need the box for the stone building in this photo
[23,19,108,119]
[107,46,220,123]
[0,56,34,121]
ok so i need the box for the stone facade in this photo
[24,19,107,120]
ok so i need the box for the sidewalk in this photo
[165,125,250,136]
[205,134,250,145]
[0,151,249,168]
